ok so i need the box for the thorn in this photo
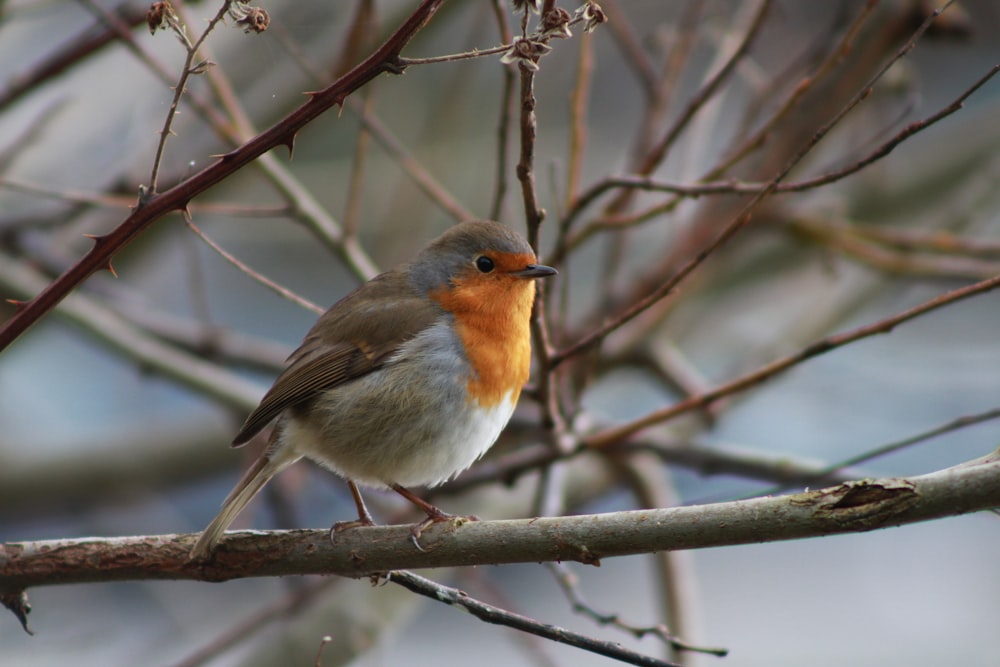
[283,133,295,158]
[106,260,118,278]
[5,298,26,310]
[83,233,109,248]
[1,590,34,636]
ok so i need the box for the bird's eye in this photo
[475,256,495,273]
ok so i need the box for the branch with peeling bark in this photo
[4,448,997,596]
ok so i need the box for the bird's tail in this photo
[189,449,300,560]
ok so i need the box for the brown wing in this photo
[232,270,441,446]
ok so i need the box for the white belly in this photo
[278,320,519,488]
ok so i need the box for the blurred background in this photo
[2,1,1000,665]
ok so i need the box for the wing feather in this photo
[232,270,442,446]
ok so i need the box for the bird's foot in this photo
[409,510,479,551]
[329,515,377,543]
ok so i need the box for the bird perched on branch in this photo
[190,220,556,558]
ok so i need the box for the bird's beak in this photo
[513,263,558,279]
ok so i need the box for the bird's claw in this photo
[409,513,479,551]
[329,516,377,543]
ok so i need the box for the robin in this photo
[190,220,556,558]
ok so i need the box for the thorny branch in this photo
[0,0,448,353]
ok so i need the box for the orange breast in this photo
[430,269,537,408]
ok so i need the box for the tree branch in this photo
[0,0,447,353]
[4,448,997,593]
[584,269,1000,448]
[390,570,682,667]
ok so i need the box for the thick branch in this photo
[3,449,998,591]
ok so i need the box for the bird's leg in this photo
[330,480,377,540]
[391,484,479,550]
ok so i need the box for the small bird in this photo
[190,220,556,558]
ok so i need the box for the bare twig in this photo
[586,270,1000,449]
[612,454,705,665]
[714,0,879,175]
[791,215,1000,280]
[564,28,594,210]
[546,562,727,658]
[440,429,861,499]
[820,222,1000,259]
[101,302,289,372]
[143,1,234,196]
[516,64,544,244]
[344,92,374,238]
[630,0,772,182]
[390,570,682,667]
[347,100,476,222]
[598,0,659,100]
[489,0,515,221]
[79,0,239,146]
[185,219,324,314]
[337,2,378,238]
[763,404,1000,497]
[396,44,510,66]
